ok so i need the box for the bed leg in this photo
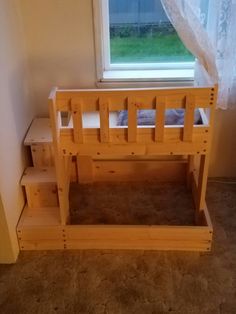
[187,155,195,190]
[197,154,209,211]
[56,155,71,225]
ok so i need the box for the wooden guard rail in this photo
[47,86,218,159]
[54,87,215,146]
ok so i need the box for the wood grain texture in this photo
[20,85,216,251]
[183,95,195,142]
[77,156,93,183]
[17,205,212,252]
[128,97,137,142]
[71,99,83,143]
[155,96,166,142]
[99,97,110,143]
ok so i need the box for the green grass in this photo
[110,33,194,63]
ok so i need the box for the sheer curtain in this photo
[161,0,236,109]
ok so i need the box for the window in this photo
[93,0,208,83]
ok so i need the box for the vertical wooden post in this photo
[58,154,72,220]
[186,155,195,190]
[197,154,210,210]
[128,97,137,142]
[183,95,195,142]
[196,85,218,211]
[99,97,110,143]
[71,99,83,143]
[49,87,70,225]
[155,96,165,142]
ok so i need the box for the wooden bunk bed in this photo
[17,78,217,251]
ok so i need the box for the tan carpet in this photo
[69,182,195,225]
[0,182,236,314]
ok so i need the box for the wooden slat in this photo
[71,99,83,143]
[66,240,210,251]
[56,87,213,97]
[19,240,65,251]
[60,142,208,157]
[60,125,210,146]
[17,225,212,252]
[128,97,137,142]
[66,225,211,241]
[57,97,212,112]
[183,95,195,142]
[19,239,210,251]
[93,159,186,182]
[155,96,166,142]
[99,97,110,142]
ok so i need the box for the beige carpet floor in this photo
[0,181,236,314]
[69,182,195,225]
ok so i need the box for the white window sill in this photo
[101,69,194,81]
[97,69,194,88]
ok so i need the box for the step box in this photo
[31,144,54,167]
[21,167,58,209]
[25,184,59,209]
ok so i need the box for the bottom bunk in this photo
[17,180,212,252]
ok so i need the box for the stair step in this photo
[21,168,58,208]
[24,118,52,145]
[18,205,61,227]
[21,167,56,185]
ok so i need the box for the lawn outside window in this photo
[93,0,203,84]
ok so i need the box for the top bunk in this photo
[49,84,217,157]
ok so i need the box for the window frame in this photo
[93,0,195,83]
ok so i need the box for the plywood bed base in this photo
[17,82,217,252]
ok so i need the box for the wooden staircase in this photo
[17,118,64,250]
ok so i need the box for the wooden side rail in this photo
[50,86,217,157]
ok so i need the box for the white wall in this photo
[19,0,236,176]
[0,0,35,263]
[0,195,16,263]
[211,109,236,177]
[20,0,96,115]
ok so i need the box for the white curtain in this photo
[161,0,236,109]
